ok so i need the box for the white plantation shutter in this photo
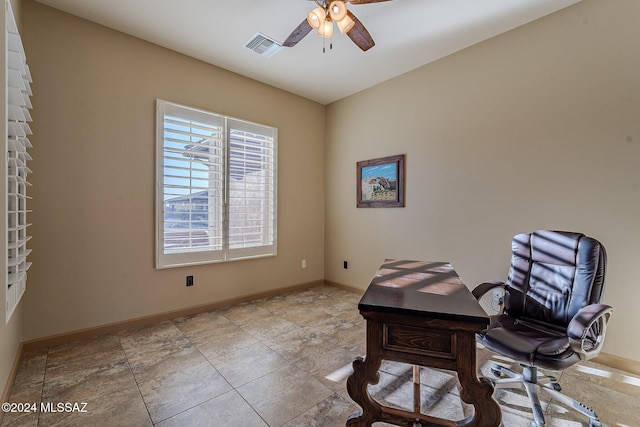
[227,119,276,258]
[156,101,277,268]
[4,1,33,323]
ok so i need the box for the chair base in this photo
[489,363,602,427]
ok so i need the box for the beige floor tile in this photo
[138,361,232,423]
[118,320,185,352]
[379,360,413,378]
[173,314,242,356]
[42,358,135,402]
[342,337,367,361]
[1,385,42,427]
[368,370,474,422]
[10,348,47,393]
[125,336,207,383]
[418,367,463,400]
[563,359,640,398]
[219,302,273,326]
[4,286,639,427]
[173,310,234,337]
[157,390,268,427]
[293,286,333,300]
[368,370,418,413]
[253,294,299,313]
[237,366,333,426]
[287,338,346,369]
[309,352,360,392]
[498,406,536,427]
[324,296,362,313]
[192,323,260,359]
[277,303,335,326]
[303,316,363,345]
[550,367,640,427]
[46,335,126,378]
[0,410,38,427]
[477,355,624,426]
[239,315,302,340]
[261,325,327,360]
[297,344,359,392]
[37,384,151,427]
[286,288,333,306]
[283,391,360,427]
[210,341,289,388]
[491,386,549,426]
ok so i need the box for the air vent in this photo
[245,32,282,58]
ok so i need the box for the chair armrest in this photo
[472,280,506,301]
[567,303,613,360]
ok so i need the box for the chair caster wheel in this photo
[589,420,602,427]
[491,368,502,377]
[550,383,561,391]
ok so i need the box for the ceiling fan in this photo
[283,0,391,52]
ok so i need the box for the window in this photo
[156,100,277,268]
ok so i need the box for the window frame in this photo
[155,100,277,269]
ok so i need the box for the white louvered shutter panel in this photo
[4,0,33,323]
[157,102,224,267]
[227,119,276,259]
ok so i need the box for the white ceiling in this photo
[34,0,582,105]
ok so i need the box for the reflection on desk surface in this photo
[361,259,488,323]
[373,260,465,296]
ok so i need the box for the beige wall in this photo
[325,0,640,362]
[20,0,325,340]
[9,0,21,31]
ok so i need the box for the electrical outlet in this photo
[301,259,307,269]
[343,261,348,269]
[186,275,194,287]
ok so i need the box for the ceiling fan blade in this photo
[346,10,375,51]
[349,0,391,4]
[283,19,313,47]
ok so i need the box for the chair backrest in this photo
[504,230,607,328]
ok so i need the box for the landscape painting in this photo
[356,154,405,208]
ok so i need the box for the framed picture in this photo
[356,154,405,208]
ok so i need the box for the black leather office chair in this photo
[472,230,612,427]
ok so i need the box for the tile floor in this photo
[2,284,639,426]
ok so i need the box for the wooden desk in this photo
[346,260,501,427]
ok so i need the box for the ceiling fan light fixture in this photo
[318,19,333,39]
[328,0,348,22]
[306,7,325,29]
[283,0,377,52]
[336,15,355,34]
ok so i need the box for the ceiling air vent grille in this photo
[245,32,282,58]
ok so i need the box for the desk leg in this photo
[346,320,385,427]
[413,365,421,414]
[456,373,501,427]
[346,355,382,426]
[455,332,502,427]
[346,320,501,427]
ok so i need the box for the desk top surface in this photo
[358,260,489,325]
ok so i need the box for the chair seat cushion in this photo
[478,314,580,370]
